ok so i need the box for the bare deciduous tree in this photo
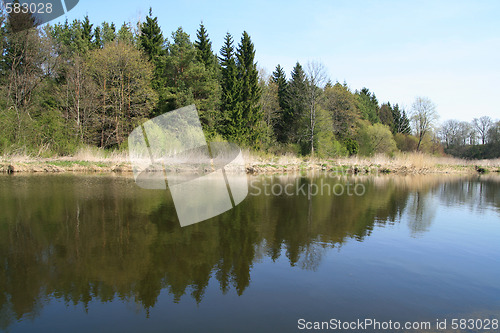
[258,68,279,147]
[472,116,492,145]
[305,61,328,155]
[410,97,438,151]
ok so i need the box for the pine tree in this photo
[194,22,215,68]
[218,32,240,139]
[236,31,262,147]
[140,8,165,61]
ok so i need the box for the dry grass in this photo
[315,152,499,170]
[0,146,129,164]
[2,147,500,174]
[242,150,303,166]
[245,151,500,174]
[69,146,128,163]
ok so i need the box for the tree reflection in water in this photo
[0,173,498,329]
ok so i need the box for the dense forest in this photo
[0,8,499,159]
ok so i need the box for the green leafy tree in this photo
[259,74,279,148]
[87,42,156,148]
[358,123,397,156]
[322,82,360,140]
[1,13,50,146]
[314,105,346,158]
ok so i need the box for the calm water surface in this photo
[0,173,499,332]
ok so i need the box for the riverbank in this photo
[1,150,500,175]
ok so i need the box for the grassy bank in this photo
[1,147,500,175]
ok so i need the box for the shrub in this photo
[394,133,418,152]
[344,138,359,156]
[358,123,397,156]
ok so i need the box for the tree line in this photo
[0,8,498,159]
[439,116,500,159]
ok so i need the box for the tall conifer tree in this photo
[271,64,288,143]
[236,31,261,146]
[140,8,165,61]
[194,22,215,68]
[218,32,239,139]
[284,62,308,144]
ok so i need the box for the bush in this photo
[358,123,397,156]
[267,143,301,156]
[394,133,418,152]
[344,138,359,156]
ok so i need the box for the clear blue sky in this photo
[54,0,500,122]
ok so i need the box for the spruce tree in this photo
[82,15,93,49]
[355,88,380,123]
[400,108,411,135]
[271,64,288,143]
[236,31,262,146]
[378,102,394,129]
[157,27,219,135]
[101,22,116,44]
[93,26,102,49]
[284,62,308,144]
[218,32,240,139]
[117,22,135,45]
[271,64,287,110]
[194,22,215,68]
[140,8,165,61]
[392,104,411,134]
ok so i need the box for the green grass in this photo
[47,160,109,168]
